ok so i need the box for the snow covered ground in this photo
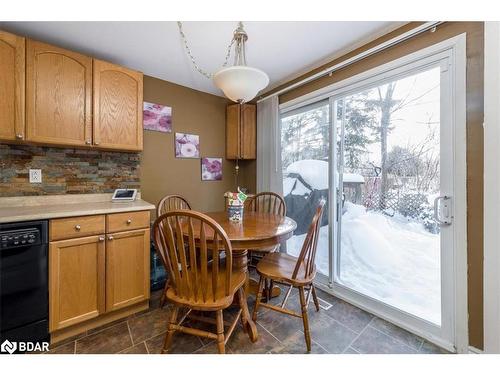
[286,202,441,325]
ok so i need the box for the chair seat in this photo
[256,252,315,286]
[166,263,246,310]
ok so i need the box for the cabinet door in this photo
[49,235,105,332]
[226,104,240,160]
[240,104,256,159]
[0,30,25,142]
[93,59,143,151]
[26,40,92,146]
[106,228,150,312]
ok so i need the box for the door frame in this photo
[282,34,467,353]
[483,21,500,354]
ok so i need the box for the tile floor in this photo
[46,284,450,354]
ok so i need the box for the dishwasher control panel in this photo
[0,228,41,249]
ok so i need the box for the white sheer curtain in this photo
[256,96,283,194]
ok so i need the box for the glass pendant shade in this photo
[213,65,269,103]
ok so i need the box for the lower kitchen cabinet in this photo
[105,228,150,311]
[49,235,106,332]
[48,210,151,338]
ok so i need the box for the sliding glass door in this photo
[280,39,465,350]
[334,66,443,325]
[280,100,330,278]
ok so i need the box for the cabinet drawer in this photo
[106,211,150,233]
[50,215,105,241]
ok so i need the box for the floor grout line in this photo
[342,316,374,353]
[418,338,425,351]
[297,328,330,354]
[256,321,284,345]
[365,324,419,353]
[126,321,135,346]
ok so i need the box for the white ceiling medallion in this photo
[178,21,269,103]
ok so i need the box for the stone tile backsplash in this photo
[0,144,140,196]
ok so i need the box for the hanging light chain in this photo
[177,21,236,79]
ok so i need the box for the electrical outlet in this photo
[29,169,42,183]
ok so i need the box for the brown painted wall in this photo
[140,75,238,216]
[262,22,484,348]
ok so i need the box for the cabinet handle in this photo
[16,134,23,140]
[126,219,132,224]
[108,235,114,241]
[75,225,81,231]
[98,236,105,242]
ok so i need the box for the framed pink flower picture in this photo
[201,157,222,181]
[143,102,172,133]
[175,133,200,158]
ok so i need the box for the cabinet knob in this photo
[98,236,105,242]
[108,235,114,241]
[126,219,132,224]
[85,140,91,145]
[16,134,23,140]
[94,141,100,145]
[75,225,81,231]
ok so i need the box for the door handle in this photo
[433,195,452,225]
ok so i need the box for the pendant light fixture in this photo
[178,21,269,103]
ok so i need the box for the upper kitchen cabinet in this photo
[226,103,256,160]
[0,30,25,142]
[26,40,92,147]
[93,59,143,151]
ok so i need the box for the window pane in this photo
[336,67,441,324]
[281,101,330,276]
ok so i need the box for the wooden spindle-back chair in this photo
[245,191,286,216]
[157,194,192,217]
[153,210,255,354]
[252,199,326,352]
[245,192,287,299]
[156,194,192,307]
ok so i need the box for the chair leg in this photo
[216,310,225,354]
[269,280,275,301]
[160,279,169,308]
[298,286,312,352]
[162,305,179,354]
[311,284,320,312]
[253,276,265,321]
[281,285,293,308]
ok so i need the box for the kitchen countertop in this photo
[0,193,155,224]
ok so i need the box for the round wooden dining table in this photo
[201,210,297,274]
[183,210,297,341]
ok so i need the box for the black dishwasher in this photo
[0,220,49,345]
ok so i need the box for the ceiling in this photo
[0,21,403,97]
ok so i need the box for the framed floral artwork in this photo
[175,133,200,158]
[143,102,172,133]
[201,157,223,181]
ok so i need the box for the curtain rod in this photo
[257,21,443,103]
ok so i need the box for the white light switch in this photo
[29,169,42,183]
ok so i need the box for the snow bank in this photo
[285,159,364,194]
[286,202,441,324]
[286,160,329,190]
